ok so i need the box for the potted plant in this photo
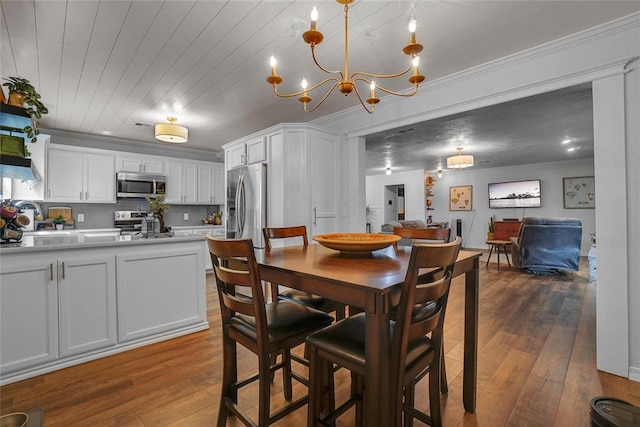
[487,216,495,240]
[53,215,65,231]
[146,195,170,233]
[2,77,49,143]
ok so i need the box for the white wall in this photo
[366,169,425,232]
[432,158,595,253]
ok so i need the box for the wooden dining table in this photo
[255,243,481,427]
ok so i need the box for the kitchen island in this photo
[0,230,210,385]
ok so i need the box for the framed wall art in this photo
[449,185,473,211]
[563,176,595,209]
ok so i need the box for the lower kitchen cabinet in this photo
[0,261,59,373]
[58,255,117,357]
[116,245,206,342]
[0,253,116,373]
[0,238,208,385]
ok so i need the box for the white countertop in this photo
[1,229,206,254]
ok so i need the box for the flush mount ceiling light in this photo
[266,0,425,114]
[447,146,474,169]
[155,117,188,143]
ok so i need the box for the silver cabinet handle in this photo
[48,188,51,198]
[313,206,317,225]
[85,191,88,200]
[49,263,54,281]
[61,262,65,279]
[80,191,83,200]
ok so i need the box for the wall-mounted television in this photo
[488,179,541,209]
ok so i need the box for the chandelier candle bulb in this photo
[370,81,376,98]
[310,6,318,30]
[409,18,417,44]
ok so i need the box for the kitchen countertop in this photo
[0,229,208,254]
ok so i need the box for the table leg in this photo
[463,257,479,412]
[485,244,494,267]
[364,294,391,426]
[496,246,501,271]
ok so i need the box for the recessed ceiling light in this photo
[567,147,576,152]
[101,130,112,136]
[562,139,571,144]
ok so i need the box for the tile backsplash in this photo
[40,200,223,229]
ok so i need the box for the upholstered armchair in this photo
[510,217,582,273]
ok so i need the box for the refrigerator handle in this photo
[234,174,243,236]
[313,206,317,225]
[238,174,246,236]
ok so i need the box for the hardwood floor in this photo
[2,254,639,426]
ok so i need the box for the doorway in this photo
[384,184,405,223]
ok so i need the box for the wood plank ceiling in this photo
[1,1,639,160]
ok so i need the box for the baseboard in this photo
[629,366,640,383]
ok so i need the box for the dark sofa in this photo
[510,217,582,274]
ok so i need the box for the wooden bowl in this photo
[313,233,401,254]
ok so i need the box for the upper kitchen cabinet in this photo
[116,154,164,174]
[47,145,115,203]
[165,160,198,205]
[197,162,224,205]
[226,137,266,169]
[223,124,343,236]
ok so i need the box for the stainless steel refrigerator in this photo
[226,163,267,248]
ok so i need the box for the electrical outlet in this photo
[77,214,85,222]
[183,213,189,221]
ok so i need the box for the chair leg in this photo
[352,373,364,427]
[282,349,293,401]
[440,348,448,395]
[217,337,237,427]
[429,356,443,427]
[403,380,416,427]
[335,304,346,321]
[258,349,272,427]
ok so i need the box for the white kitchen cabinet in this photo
[197,162,224,205]
[58,255,117,357]
[224,124,341,237]
[116,246,206,342]
[0,239,208,385]
[116,154,164,174]
[226,137,266,169]
[0,253,116,373]
[0,261,59,373]
[46,145,115,203]
[165,160,198,204]
[308,129,340,235]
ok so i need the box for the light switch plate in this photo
[183,213,189,221]
[77,214,85,222]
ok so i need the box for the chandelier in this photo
[447,147,474,169]
[266,0,425,114]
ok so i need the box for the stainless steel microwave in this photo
[116,172,167,198]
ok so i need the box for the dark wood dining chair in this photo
[306,237,462,427]
[263,226,346,321]
[206,236,334,427]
